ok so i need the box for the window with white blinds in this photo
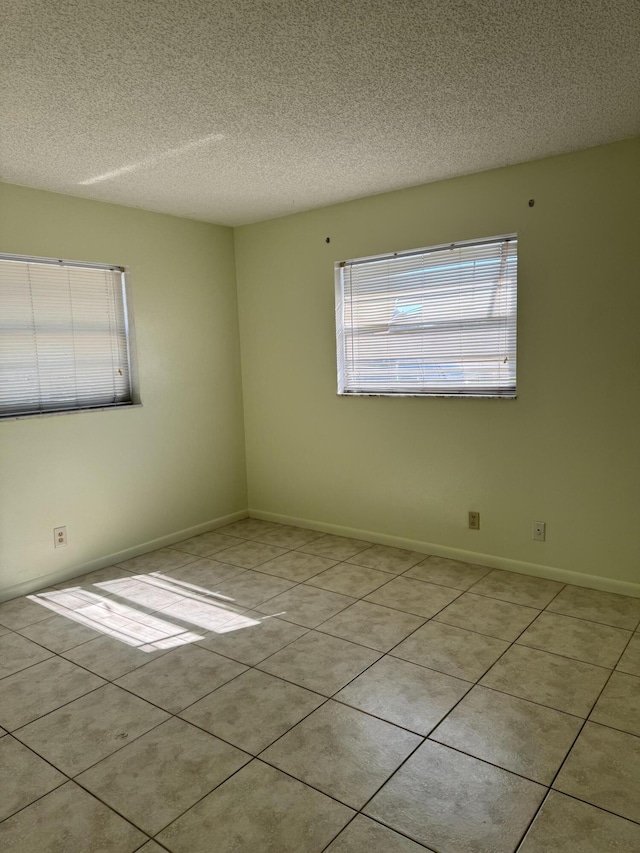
[335,235,517,397]
[0,254,134,418]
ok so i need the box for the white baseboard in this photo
[5,505,637,603]
[250,508,640,599]
[0,509,248,603]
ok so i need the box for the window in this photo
[335,235,517,398]
[0,253,135,418]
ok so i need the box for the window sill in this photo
[0,403,143,422]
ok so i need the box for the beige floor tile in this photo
[254,525,326,549]
[256,584,356,628]
[256,550,338,581]
[213,568,295,606]
[617,633,640,676]
[518,790,640,852]
[180,668,324,753]
[0,781,146,852]
[156,596,246,634]
[480,644,610,716]
[0,656,104,731]
[29,587,121,611]
[27,590,205,652]
[554,722,640,823]
[405,556,490,590]
[116,548,198,573]
[157,760,354,853]
[77,717,250,835]
[325,815,430,852]
[257,630,381,695]
[162,557,246,588]
[347,544,425,574]
[16,613,103,653]
[0,631,53,678]
[61,633,175,681]
[211,540,287,569]
[216,518,281,540]
[517,611,631,668]
[90,575,188,612]
[589,671,640,736]
[434,592,539,641]
[115,644,246,713]
[469,569,564,608]
[262,701,421,808]
[0,736,66,822]
[0,624,11,636]
[0,596,56,630]
[547,585,640,630]
[365,739,544,853]
[196,611,307,665]
[14,683,169,776]
[391,620,508,682]
[171,531,245,556]
[336,656,470,734]
[53,565,138,590]
[431,685,582,784]
[136,843,166,853]
[298,534,371,561]
[318,601,425,652]
[306,563,392,597]
[365,577,460,618]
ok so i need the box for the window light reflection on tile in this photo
[26,571,262,652]
[96,573,257,634]
[92,577,185,611]
[159,599,259,634]
[28,589,204,651]
[97,572,236,607]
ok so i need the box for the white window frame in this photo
[0,252,139,419]
[335,235,517,398]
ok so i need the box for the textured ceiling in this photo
[1,1,639,226]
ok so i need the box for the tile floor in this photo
[1,518,640,851]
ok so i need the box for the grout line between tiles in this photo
[0,734,69,823]
[0,648,56,682]
[3,527,640,849]
[317,811,362,853]
[509,615,640,850]
[2,679,107,734]
[0,747,153,845]
[531,788,640,831]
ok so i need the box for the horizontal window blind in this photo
[335,236,517,397]
[0,254,133,417]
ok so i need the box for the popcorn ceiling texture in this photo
[1,0,638,225]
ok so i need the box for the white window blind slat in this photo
[0,255,133,417]
[335,236,517,397]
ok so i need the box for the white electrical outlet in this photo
[532,521,546,542]
[54,526,67,548]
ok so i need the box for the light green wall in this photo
[2,140,638,596]
[0,183,247,594]
[235,139,640,586]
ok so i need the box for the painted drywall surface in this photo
[235,139,640,585]
[0,183,247,592]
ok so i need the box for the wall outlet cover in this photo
[468,511,480,530]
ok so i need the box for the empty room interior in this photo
[1,2,640,852]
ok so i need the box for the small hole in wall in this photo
[528,199,535,207]
[326,237,331,243]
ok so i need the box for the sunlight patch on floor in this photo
[27,572,262,650]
